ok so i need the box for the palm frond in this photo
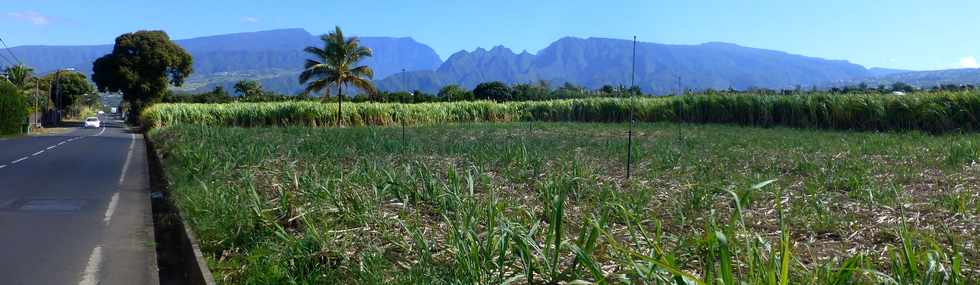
[303,46,329,60]
[303,79,330,96]
[350,65,374,79]
[348,77,378,96]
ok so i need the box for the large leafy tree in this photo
[473,81,512,101]
[92,30,192,122]
[299,26,377,126]
[43,70,95,111]
[438,84,467,101]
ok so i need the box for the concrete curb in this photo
[145,135,217,285]
[178,210,217,285]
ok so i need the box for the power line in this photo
[0,49,13,67]
[0,36,23,65]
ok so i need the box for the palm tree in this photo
[299,26,377,126]
[3,64,34,89]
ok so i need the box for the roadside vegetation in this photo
[150,122,978,284]
[0,63,103,134]
[0,80,28,135]
[145,90,980,134]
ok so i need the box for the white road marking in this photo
[46,145,56,150]
[118,133,136,185]
[11,157,28,164]
[58,141,66,145]
[104,193,119,225]
[0,164,6,169]
[78,246,102,285]
[31,150,43,156]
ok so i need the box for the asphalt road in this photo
[0,118,157,285]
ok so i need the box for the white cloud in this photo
[960,56,980,68]
[6,11,50,25]
[241,16,259,23]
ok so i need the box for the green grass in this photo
[143,90,980,133]
[150,122,978,284]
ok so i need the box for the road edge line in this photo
[78,245,103,285]
[104,192,120,225]
[119,133,136,185]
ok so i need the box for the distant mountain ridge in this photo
[10,28,443,91]
[376,38,873,93]
[11,28,979,95]
[841,68,980,87]
[867,67,912,77]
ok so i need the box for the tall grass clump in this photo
[143,91,980,133]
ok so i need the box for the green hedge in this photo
[142,91,980,133]
[0,81,28,135]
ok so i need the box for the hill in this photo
[846,68,980,88]
[10,28,443,93]
[375,38,872,94]
[21,29,980,95]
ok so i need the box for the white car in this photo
[84,117,101,128]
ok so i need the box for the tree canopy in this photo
[473,81,512,101]
[43,70,94,110]
[234,80,263,100]
[92,30,192,121]
[438,84,469,101]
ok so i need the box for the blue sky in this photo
[1,0,978,71]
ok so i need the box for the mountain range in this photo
[377,39,873,93]
[9,29,442,93]
[842,68,980,87]
[7,28,978,95]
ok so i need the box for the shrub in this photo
[0,81,28,135]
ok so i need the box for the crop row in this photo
[142,91,980,133]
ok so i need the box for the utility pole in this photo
[45,78,51,126]
[33,78,38,127]
[400,68,407,143]
[626,35,636,181]
[52,68,75,121]
[53,70,61,121]
[675,75,682,96]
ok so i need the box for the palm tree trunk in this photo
[336,83,343,127]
